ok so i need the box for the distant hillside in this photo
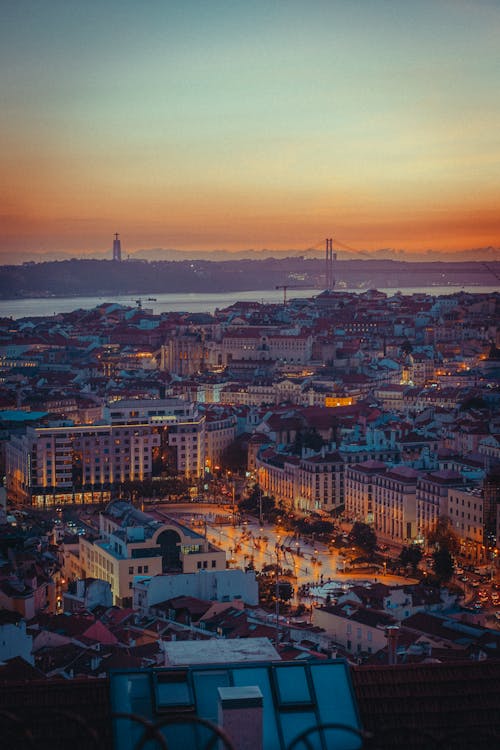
[0,257,498,299]
[0,246,499,266]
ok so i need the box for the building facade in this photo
[71,502,226,606]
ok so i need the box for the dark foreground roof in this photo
[0,675,112,749]
[1,659,500,749]
[352,659,500,750]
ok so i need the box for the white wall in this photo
[0,620,34,665]
[134,569,259,611]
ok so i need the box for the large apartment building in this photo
[256,447,345,514]
[6,398,222,506]
[7,422,159,506]
[204,410,237,471]
[416,470,463,540]
[447,486,485,560]
[373,465,418,544]
[345,461,388,524]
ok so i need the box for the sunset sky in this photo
[1,0,499,259]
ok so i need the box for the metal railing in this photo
[1,709,499,749]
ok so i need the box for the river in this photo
[0,285,497,319]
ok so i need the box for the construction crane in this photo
[275,284,309,305]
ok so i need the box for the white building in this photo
[256,446,345,514]
[69,501,226,606]
[0,611,34,665]
[296,450,345,513]
[134,568,259,613]
[313,602,396,656]
[345,461,388,524]
[447,486,485,559]
[416,470,464,540]
[373,466,418,544]
[203,409,237,471]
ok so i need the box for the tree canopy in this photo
[399,544,422,574]
[432,547,454,582]
[349,522,377,555]
[427,516,460,555]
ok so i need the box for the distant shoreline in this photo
[0,279,500,303]
[2,285,499,320]
[1,280,498,302]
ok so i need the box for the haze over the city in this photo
[1,0,499,260]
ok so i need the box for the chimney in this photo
[385,625,400,665]
[217,686,263,750]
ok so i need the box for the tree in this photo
[432,547,454,582]
[459,396,488,412]
[292,427,325,455]
[427,516,460,555]
[349,522,377,556]
[220,440,247,474]
[277,581,294,602]
[399,544,423,574]
[239,486,276,517]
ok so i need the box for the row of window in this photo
[128,565,149,575]
[196,560,218,569]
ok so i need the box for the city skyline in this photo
[1,1,500,260]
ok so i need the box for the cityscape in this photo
[0,240,499,747]
[1,1,500,748]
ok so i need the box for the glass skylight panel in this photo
[153,670,193,709]
[192,669,230,722]
[279,710,319,750]
[310,663,361,750]
[232,666,280,750]
[274,665,313,706]
[110,672,153,750]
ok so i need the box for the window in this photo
[129,566,133,574]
